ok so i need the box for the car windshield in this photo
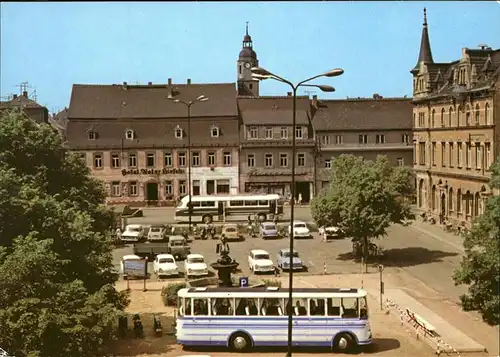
[264,224,275,230]
[150,228,161,233]
[255,254,270,260]
[159,258,174,263]
[171,241,184,246]
[128,227,141,232]
[189,257,204,264]
[294,223,307,229]
[225,227,237,233]
[283,251,299,258]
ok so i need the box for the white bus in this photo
[174,194,284,224]
[176,286,372,352]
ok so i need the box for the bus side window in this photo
[212,298,233,316]
[359,297,368,319]
[193,298,209,316]
[310,298,325,316]
[235,298,258,316]
[341,297,359,318]
[286,298,307,316]
[178,297,185,316]
[261,298,283,316]
[327,298,342,317]
[184,298,192,316]
[258,200,268,206]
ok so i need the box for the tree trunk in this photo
[363,236,369,273]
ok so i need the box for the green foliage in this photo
[311,155,414,261]
[453,157,500,325]
[0,110,129,357]
[162,283,187,306]
[261,278,282,287]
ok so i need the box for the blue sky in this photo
[1,1,499,113]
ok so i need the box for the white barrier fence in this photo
[385,298,460,356]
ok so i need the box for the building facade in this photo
[411,9,500,228]
[312,95,414,191]
[65,81,240,206]
[0,91,49,123]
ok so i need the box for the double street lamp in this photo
[251,66,344,357]
[168,94,210,234]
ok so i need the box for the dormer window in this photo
[175,126,183,139]
[125,129,135,140]
[211,126,220,138]
[88,130,97,140]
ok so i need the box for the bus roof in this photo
[178,287,367,299]
[180,194,281,202]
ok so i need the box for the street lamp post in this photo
[168,95,209,234]
[251,67,343,357]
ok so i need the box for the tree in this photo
[0,110,129,357]
[311,154,414,265]
[453,158,500,325]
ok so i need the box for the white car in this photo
[319,226,342,240]
[248,249,275,274]
[184,254,209,279]
[288,220,312,239]
[148,225,166,241]
[120,254,141,275]
[153,254,179,278]
[121,224,146,242]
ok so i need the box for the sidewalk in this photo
[409,219,465,253]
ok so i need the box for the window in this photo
[431,109,435,127]
[325,159,332,168]
[466,105,471,126]
[125,129,135,140]
[413,142,417,164]
[212,298,234,316]
[418,112,425,127]
[457,142,463,168]
[465,143,471,168]
[402,134,410,144]
[449,142,454,167]
[111,181,121,197]
[335,135,343,144]
[309,298,325,316]
[413,113,416,127]
[129,181,138,196]
[146,153,155,167]
[418,142,426,165]
[359,134,368,144]
[211,126,219,137]
[376,134,385,144]
[475,143,481,169]
[164,180,173,196]
[249,126,258,139]
[193,180,200,196]
[111,153,120,168]
[441,108,445,127]
[297,153,305,167]
[295,126,303,139]
[448,107,453,127]
[93,154,103,168]
[457,189,462,213]
[280,127,288,139]
[280,153,288,167]
[431,142,436,166]
[178,152,186,167]
[88,130,96,140]
[247,154,255,167]
[321,135,330,145]
[192,152,200,167]
[457,106,462,126]
[475,104,480,125]
[216,179,230,194]
[485,142,491,168]
[397,158,404,167]
[175,126,183,139]
[265,153,273,167]
[441,142,446,167]
[223,152,231,166]
[179,180,186,196]
[484,103,491,125]
[207,152,216,166]
[164,152,172,167]
[78,152,86,162]
[128,153,137,168]
[265,127,273,139]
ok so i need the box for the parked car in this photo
[319,226,342,240]
[120,254,141,277]
[167,235,191,261]
[288,220,312,239]
[153,254,179,278]
[277,248,304,271]
[221,224,241,241]
[248,249,275,274]
[184,254,209,279]
[121,224,146,243]
[260,221,279,239]
[148,225,167,241]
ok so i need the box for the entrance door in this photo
[207,180,215,195]
[146,182,159,201]
[295,182,311,203]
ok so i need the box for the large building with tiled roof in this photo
[411,8,500,230]
[0,91,48,123]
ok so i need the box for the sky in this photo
[1,1,499,114]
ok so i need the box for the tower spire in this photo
[412,8,434,73]
[246,21,249,36]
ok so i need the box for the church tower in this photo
[411,8,434,97]
[237,22,259,96]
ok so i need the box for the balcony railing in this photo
[321,143,413,152]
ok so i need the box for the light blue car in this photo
[259,221,279,239]
[277,248,304,271]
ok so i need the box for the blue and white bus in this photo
[176,286,372,352]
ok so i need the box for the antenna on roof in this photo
[303,89,317,97]
[30,89,37,102]
[0,94,14,101]
[15,81,32,95]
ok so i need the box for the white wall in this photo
[190,166,239,195]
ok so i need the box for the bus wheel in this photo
[230,332,251,352]
[333,333,354,353]
[202,214,213,224]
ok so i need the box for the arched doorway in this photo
[418,179,425,208]
[431,185,436,211]
[474,192,480,217]
[146,181,159,201]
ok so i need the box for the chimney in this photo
[148,81,152,86]
[287,92,292,97]
[168,78,172,86]
[22,91,28,98]
[312,95,318,107]
[187,78,191,85]
[122,81,127,90]
[13,94,18,99]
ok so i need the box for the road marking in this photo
[308,260,315,266]
[410,225,465,254]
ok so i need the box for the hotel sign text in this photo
[121,168,185,176]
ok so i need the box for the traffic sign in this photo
[239,277,249,287]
